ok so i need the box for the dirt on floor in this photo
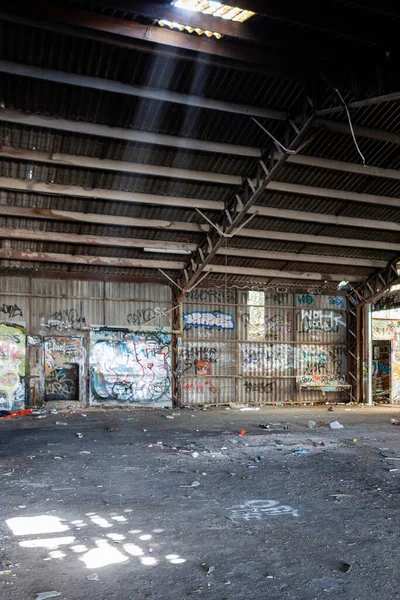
[1,404,400,600]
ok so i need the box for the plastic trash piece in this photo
[391,419,400,425]
[254,456,262,463]
[312,441,325,447]
[86,573,99,581]
[293,449,308,455]
[106,427,119,432]
[165,415,174,420]
[239,430,246,435]
[307,420,317,429]
[192,452,199,458]
[259,424,270,430]
[55,422,68,426]
[36,593,61,600]
[76,433,83,438]
[329,421,344,429]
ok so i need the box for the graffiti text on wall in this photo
[183,311,235,331]
[297,310,345,334]
[0,303,23,319]
[127,307,168,327]
[181,342,235,375]
[184,289,235,303]
[43,309,84,331]
[0,324,25,411]
[241,311,291,340]
[90,330,171,404]
[243,380,276,394]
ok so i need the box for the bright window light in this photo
[158,1,255,39]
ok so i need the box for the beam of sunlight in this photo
[111,516,127,522]
[71,545,88,553]
[123,543,144,557]
[6,516,69,536]
[153,529,165,533]
[140,556,158,566]
[89,516,112,528]
[19,536,75,549]
[80,540,129,569]
[139,534,152,541]
[107,533,126,541]
[128,529,142,534]
[48,550,66,559]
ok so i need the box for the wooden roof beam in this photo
[205,264,365,282]
[0,147,241,186]
[0,249,185,269]
[0,109,260,157]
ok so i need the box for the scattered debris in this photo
[0,561,12,575]
[240,407,260,411]
[329,421,344,429]
[391,419,400,426]
[380,451,400,460]
[165,415,174,420]
[76,432,83,438]
[328,407,334,412]
[106,427,119,432]
[192,452,199,458]
[35,592,61,600]
[79,450,91,455]
[239,430,246,436]
[86,573,99,581]
[201,563,215,575]
[180,481,201,488]
[55,422,68,426]
[307,420,317,429]
[81,413,87,417]
[259,424,270,430]
[338,561,352,573]
[254,456,262,463]
[0,409,32,419]
[293,449,308,455]
[49,408,58,415]
[312,441,325,447]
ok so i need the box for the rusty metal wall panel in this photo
[239,378,294,405]
[105,283,173,329]
[0,276,30,294]
[182,377,236,405]
[0,295,28,326]
[32,296,87,334]
[31,279,104,299]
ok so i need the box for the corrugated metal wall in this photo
[0,278,347,408]
[181,289,347,405]
[0,277,173,408]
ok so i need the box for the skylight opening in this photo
[158,1,255,39]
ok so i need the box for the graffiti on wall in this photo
[180,342,236,375]
[0,324,25,411]
[44,337,84,402]
[298,345,346,376]
[90,330,171,404]
[373,319,400,402]
[184,289,235,303]
[126,307,169,327]
[0,303,23,319]
[296,310,345,334]
[183,311,235,331]
[241,311,291,340]
[241,344,293,376]
[43,309,85,331]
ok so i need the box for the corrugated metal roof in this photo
[0,7,399,286]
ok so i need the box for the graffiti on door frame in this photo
[0,323,25,411]
[43,337,84,402]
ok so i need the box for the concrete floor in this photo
[1,405,400,600]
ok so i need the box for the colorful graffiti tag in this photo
[0,324,25,411]
[183,311,235,330]
[90,330,171,405]
[44,337,84,402]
